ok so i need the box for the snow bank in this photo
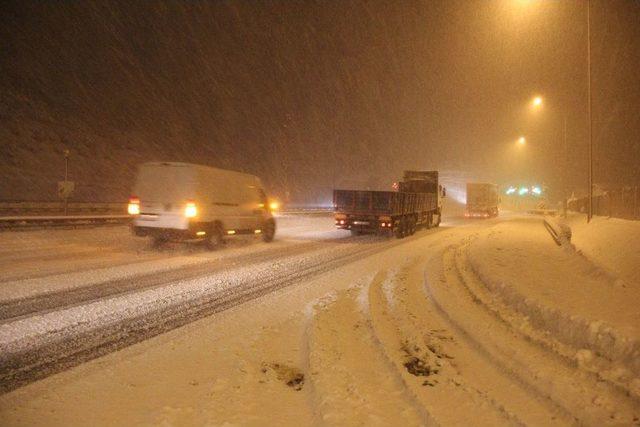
[565,214,640,289]
[466,218,640,393]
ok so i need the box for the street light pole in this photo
[528,97,568,217]
[563,113,568,217]
[63,149,70,215]
[587,0,593,222]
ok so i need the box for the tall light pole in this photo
[587,0,593,222]
[513,0,594,222]
[529,96,569,217]
[63,149,70,215]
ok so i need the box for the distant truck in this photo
[334,170,445,238]
[465,182,499,218]
[129,162,276,248]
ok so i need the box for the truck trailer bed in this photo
[333,189,437,237]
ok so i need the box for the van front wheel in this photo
[262,219,276,243]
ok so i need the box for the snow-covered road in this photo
[0,214,455,393]
[0,213,638,426]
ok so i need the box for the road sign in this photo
[57,181,75,199]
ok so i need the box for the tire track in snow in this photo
[305,278,429,425]
[0,231,423,394]
[0,244,167,284]
[461,231,640,398]
[424,242,639,425]
[0,239,354,322]
[367,260,529,426]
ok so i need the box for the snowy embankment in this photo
[567,214,640,288]
[465,216,640,398]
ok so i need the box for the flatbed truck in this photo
[333,171,445,238]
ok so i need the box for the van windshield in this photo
[133,164,195,202]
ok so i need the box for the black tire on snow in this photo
[262,219,276,242]
[434,210,441,227]
[205,223,225,250]
[151,235,168,248]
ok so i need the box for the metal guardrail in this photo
[543,218,572,246]
[0,201,332,231]
[0,201,126,216]
[0,215,131,230]
[527,209,558,216]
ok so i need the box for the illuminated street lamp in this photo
[515,1,593,222]
[517,136,526,146]
[532,96,543,109]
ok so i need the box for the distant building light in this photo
[505,187,516,195]
[531,186,542,195]
[519,187,529,195]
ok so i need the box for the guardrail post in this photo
[632,185,640,219]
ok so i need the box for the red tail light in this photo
[128,196,140,215]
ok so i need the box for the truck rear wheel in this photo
[434,211,441,227]
[408,217,416,235]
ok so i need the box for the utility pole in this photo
[563,113,568,218]
[587,0,593,222]
[63,149,70,215]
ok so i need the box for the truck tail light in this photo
[184,201,198,218]
[128,196,140,215]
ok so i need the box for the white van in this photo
[128,162,275,248]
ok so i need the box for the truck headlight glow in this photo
[184,201,198,218]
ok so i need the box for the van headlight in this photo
[184,201,198,218]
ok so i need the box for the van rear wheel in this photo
[205,223,224,250]
[151,235,168,248]
[262,219,276,243]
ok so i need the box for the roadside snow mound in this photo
[566,214,640,290]
[466,218,640,397]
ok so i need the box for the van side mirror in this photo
[442,188,447,198]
